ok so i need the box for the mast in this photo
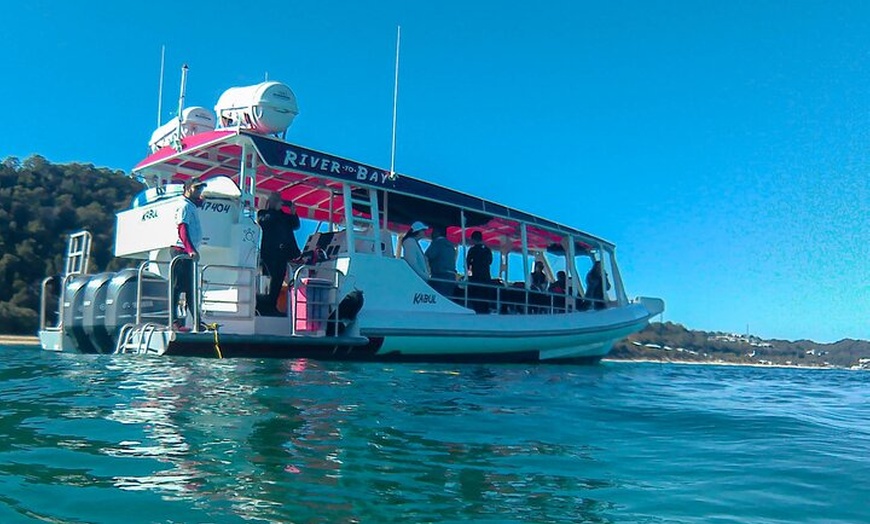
[177,64,189,127]
[388,26,401,181]
[173,64,189,151]
[156,45,165,128]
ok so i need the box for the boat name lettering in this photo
[283,150,342,174]
[413,292,437,305]
[141,209,158,221]
[201,202,231,213]
[354,165,391,184]
[282,148,391,184]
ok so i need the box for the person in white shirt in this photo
[401,221,430,280]
[171,177,205,329]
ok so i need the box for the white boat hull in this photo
[360,304,654,361]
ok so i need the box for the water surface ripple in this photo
[0,346,867,523]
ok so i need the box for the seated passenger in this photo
[548,270,568,311]
[425,226,457,297]
[548,270,567,294]
[401,221,430,280]
[530,261,547,291]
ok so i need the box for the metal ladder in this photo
[64,230,92,277]
[342,185,382,256]
[40,230,93,332]
[115,323,170,356]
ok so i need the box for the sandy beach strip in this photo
[0,334,40,346]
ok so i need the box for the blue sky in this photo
[2,1,867,343]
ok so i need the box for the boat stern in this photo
[38,328,74,352]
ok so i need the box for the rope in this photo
[203,322,223,359]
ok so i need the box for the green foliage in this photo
[0,155,142,334]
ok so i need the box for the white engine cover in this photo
[148,106,216,152]
[214,81,298,134]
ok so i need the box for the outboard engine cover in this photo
[81,273,114,353]
[103,268,171,338]
[62,275,98,353]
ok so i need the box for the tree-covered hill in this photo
[0,156,142,333]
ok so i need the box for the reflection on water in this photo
[1,347,867,523]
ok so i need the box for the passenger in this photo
[257,192,301,315]
[548,270,567,294]
[171,177,205,330]
[530,261,547,291]
[548,270,568,312]
[585,260,611,310]
[425,226,457,297]
[465,230,493,313]
[466,230,493,283]
[402,221,430,280]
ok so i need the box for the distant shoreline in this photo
[602,357,857,371]
[0,335,863,369]
[0,335,40,346]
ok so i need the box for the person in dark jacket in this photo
[465,230,493,313]
[530,261,547,291]
[257,192,301,315]
[466,230,492,283]
[585,260,611,310]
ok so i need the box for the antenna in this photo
[388,25,401,181]
[177,64,189,121]
[156,45,166,127]
[172,64,189,151]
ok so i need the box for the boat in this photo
[37,76,664,362]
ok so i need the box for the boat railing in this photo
[136,257,258,330]
[39,275,63,331]
[136,259,184,328]
[289,264,342,337]
[200,263,257,319]
[439,277,608,315]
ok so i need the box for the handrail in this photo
[428,276,609,315]
[136,255,200,330]
[136,261,172,327]
[200,263,257,320]
[39,276,59,330]
[289,264,342,336]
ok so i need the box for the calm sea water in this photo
[0,345,867,524]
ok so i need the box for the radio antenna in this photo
[388,25,401,181]
[177,64,189,121]
[172,64,189,151]
[156,45,166,127]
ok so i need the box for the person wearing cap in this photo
[257,192,301,315]
[171,177,205,329]
[401,221,430,280]
[425,225,456,297]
